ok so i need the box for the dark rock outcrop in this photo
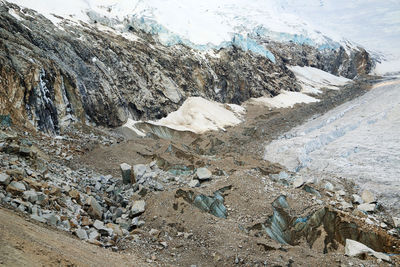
[0,2,373,133]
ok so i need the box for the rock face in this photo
[0,2,374,133]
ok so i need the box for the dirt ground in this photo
[1,78,399,266]
[0,207,148,267]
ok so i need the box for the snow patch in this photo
[250,91,319,109]
[154,97,243,133]
[122,97,244,135]
[289,66,351,94]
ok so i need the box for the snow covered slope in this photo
[5,0,355,61]
[8,0,399,73]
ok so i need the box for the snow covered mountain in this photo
[0,0,374,133]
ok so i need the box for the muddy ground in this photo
[1,77,400,266]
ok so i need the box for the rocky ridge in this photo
[0,1,373,134]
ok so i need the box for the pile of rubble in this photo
[0,129,206,249]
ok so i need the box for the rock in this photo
[23,190,38,203]
[6,181,26,195]
[93,220,105,230]
[133,164,147,182]
[30,214,46,223]
[324,182,334,191]
[87,196,103,220]
[81,216,93,226]
[345,239,390,262]
[188,179,200,188]
[351,194,363,204]
[42,213,59,226]
[68,189,81,203]
[149,228,160,237]
[75,228,88,240]
[196,168,212,180]
[392,217,400,228]
[106,223,123,237]
[340,202,353,210]
[88,229,100,240]
[120,163,133,184]
[336,190,346,196]
[36,192,48,206]
[98,227,113,237]
[0,173,11,185]
[130,200,146,217]
[361,190,375,203]
[357,203,375,213]
[293,177,304,188]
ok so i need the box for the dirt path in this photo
[0,208,147,267]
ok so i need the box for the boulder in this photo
[357,203,375,213]
[351,194,363,204]
[0,173,11,185]
[130,200,146,217]
[87,196,103,220]
[75,228,88,240]
[30,214,46,223]
[392,217,400,228]
[293,177,304,188]
[345,239,390,262]
[133,164,147,183]
[361,190,375,203]
[188,179,200,188]
[120,163,133,184]
[93,220,105,230]
[6,181,26,195]
[196,168,212,180]
[23,190,38,203]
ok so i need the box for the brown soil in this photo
[0,207,148,267]
[2,78,399,266]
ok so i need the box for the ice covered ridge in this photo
[7,0,352,63]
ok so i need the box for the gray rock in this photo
[61,220,71,231]
[351,194,363,204]
[188,179,200,188]
[30,214,46,223]
[120,163,132,184]
[130,200,146,217]
[0,173,11,185]
[98,227,113,236]
[93,220,105,230]
[89,229,100,240]
[6,181,26,195]
[75,228,88,240]
[42,213,59,226]
[345,239,390,262]
[23,190,38,203]
[392,216,400,228]
[196,168,212,180]
[133,164,147,181]
[357,203,375,213]
[293,176,304,188]
[361,190,375,203]
[324,182,334,191]
[87,196,103,220]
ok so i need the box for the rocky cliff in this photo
[0,1,374,133]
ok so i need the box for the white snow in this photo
[263,78,400,214]
[250,91,319,109]
[122,97,244,135]
[154,97,243,133]
[8,8,22,21]
[289,66,351,95]
[121,118,146,137]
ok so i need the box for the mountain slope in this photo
[0,1,372,133]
